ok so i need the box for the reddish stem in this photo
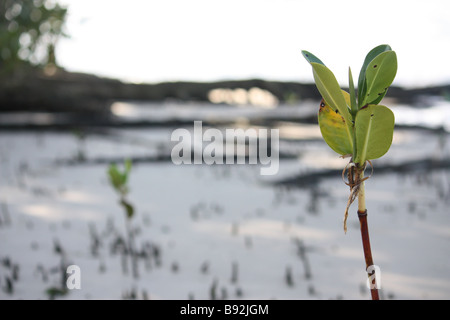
[358,209,380,300]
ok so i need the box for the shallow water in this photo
[0,101,449,300]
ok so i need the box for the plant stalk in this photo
[121,196,139,279]
[125,217,139,279]
[357,168,380,300]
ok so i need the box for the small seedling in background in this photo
[107,159,139,278]
[302,44,398,300]
[108,159,134,219]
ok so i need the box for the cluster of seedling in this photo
[88,219,162,278]
[0,197,76,299]
[107,159,140,278]
[302,44,398,300]
[42,239,72,300]
[106,159,166,299]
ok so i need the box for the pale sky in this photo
[57,0,450,88]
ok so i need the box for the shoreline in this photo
[2,67,450,115]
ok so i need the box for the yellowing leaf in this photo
[311,63,352,122]
[318,91,354,156]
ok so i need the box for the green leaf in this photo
[310,62,353,126]
[120,159,132,185]
[302,51,351,122]
[120,172,128,186]
[348,67,357,118]
[120,199,134,219]
[108,160,133,193]
[301,50,325,65]
[354,105,395,165]
[108,164,122,191]
[357,45,392,107]
[124,159,132,175]
[46,287,68,299]
[318,91,354,156]
[363,51,397,106]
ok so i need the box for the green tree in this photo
[0,0,68,72]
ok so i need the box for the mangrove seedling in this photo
[107,159,139,278]
[302,44,397,300]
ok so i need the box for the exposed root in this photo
[341,160,373,233]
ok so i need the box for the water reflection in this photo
[392,99,450,132]
[208,87,279,108]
